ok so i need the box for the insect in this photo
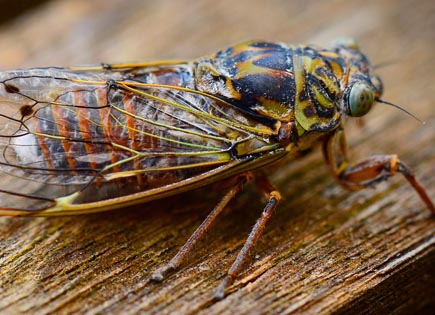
[0,38,434,299]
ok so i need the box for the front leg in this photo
[322,128,435,214]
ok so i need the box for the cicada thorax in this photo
[194,41,351,143]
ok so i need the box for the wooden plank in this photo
[0,0,434,314]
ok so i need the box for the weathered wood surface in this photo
[0,0,434,314]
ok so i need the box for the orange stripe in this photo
[123,94,137,150]
[51,103,77,171]
[73,91,98,169]
[123,93,143,184]
[31,115,54,170]
[96,87,120,172]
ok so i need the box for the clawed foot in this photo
[150,264,175,282]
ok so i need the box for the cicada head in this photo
[332,37,384,118]
[195,39,386,134]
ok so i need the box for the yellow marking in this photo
[302,55,314,73]
[90,137,234,180]
[225,77,242,100]
[293,52,311,131]
[54,191,81,208]
[233,54,275,79]
[31,131,68,141]
[99,153,139,173]
[337,161,348,175]
[69,60,189,71]
[255,97,292,121]
[295,123,306,136]
[312,86,334,108]
[196,62,222,76]
[293,51,340,131]
[328,60,344,80]
[285,142,295,152]
[103,159,230,181]
[319,51,340,59]
[235,142,280,156]
[111,143,230,157]
[96,142,231,176]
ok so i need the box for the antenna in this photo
[372,59,401,70]
[377,99,425,124]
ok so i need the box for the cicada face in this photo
[332,38,384,119]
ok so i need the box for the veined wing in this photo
[0,67,280,215]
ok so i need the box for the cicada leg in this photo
[151,173,253,282]
[213,180,281,300]
[322,128,435,214]
[151,172,282,300]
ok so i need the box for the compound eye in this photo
[348,82,374,117]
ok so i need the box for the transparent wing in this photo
[0,67,277,214]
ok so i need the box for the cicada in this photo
[0,38,433,299]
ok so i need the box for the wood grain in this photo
[0,0,434,314]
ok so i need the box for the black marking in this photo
[298,84,309,102]
[317,76,337,102]
[232,73,295,109]
[101,63,113,70]
[306,74,337,118]
[0,188,55,202]
[20,105,34,117]
[301,46,319,59]
[4,83,20,93]
[252,51,289,71]
[303,105,316,117]
[106,79,119,89]
[249,42,284,49]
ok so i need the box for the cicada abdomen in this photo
[0,63,276,214]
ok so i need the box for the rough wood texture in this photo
[0,0,434,314]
